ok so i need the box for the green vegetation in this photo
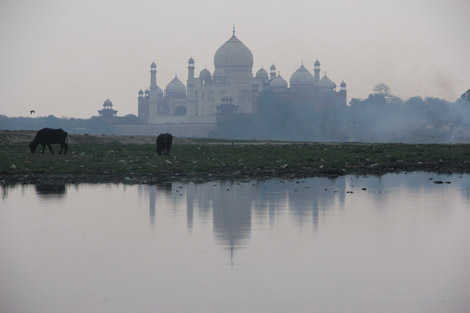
[1,140,470,184]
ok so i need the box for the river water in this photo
[1,172,469,313]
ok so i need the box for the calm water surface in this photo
[1,172,469,313]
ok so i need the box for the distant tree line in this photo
[211,86,470,143]
[0,114,140,135]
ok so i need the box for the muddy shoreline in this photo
[1,131,469,185]
[1,164,466,185]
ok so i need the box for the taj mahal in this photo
[129,28,347,136]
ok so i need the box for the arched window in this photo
[174,106,187,116]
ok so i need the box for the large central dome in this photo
[214,34,253,71]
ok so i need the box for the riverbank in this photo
[1,131,469,184]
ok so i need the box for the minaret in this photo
[186,57,196,116]
[270,64,277,80]
[187,57,195,84]
[137,89,146,122]
[314,59,321,82]
[339,80,347,106]
[150,60,157,82]
[149,61,158,120]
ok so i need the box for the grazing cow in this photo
[156,133,173,156]
[29,128,68,154]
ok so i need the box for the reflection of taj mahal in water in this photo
[140,177,349,261]
[132,28,347,136]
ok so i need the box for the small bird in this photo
[30,110,35,115]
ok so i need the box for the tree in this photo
[460,89,470,102]
[372,83,391,96]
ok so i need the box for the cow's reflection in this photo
[35,184,66,198]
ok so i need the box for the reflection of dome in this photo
[199,68,211,80]
[270,75,288,89]
[316,74,336,90]
[165,76,186,95]
[213,69,226,78]
[289,64,315,87]
[255,67,268,79]
[214,34,253,71]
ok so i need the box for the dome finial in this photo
[233,25,235,36]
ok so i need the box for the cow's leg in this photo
[59,144,63,154]
[64,143,68,154]
[47,144,54,154]
[41,144,46,153]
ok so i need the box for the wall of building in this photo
[114,123,216,137]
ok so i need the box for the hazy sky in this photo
[1,0,469,118]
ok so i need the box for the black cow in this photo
[29,128,68,154]
[156,133,173,156]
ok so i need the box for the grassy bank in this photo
[1,136,470,184]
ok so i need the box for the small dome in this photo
[289,64,315,87]
[270,75,288,89]
[151,61,156,68]
[199,68,212,80]
[314,59,320,67]
[340,81,346,87]
[213,68,226,77]
[214,33,253,71]
[145,89,150,95]
[138,89,143,95]
[103,99,113,106]
[316,74,336,90]
[188,57,194,64]
[165,76,186,95]
[255,67,268,79]
[156,86,163,96]
[270,64,276,71]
